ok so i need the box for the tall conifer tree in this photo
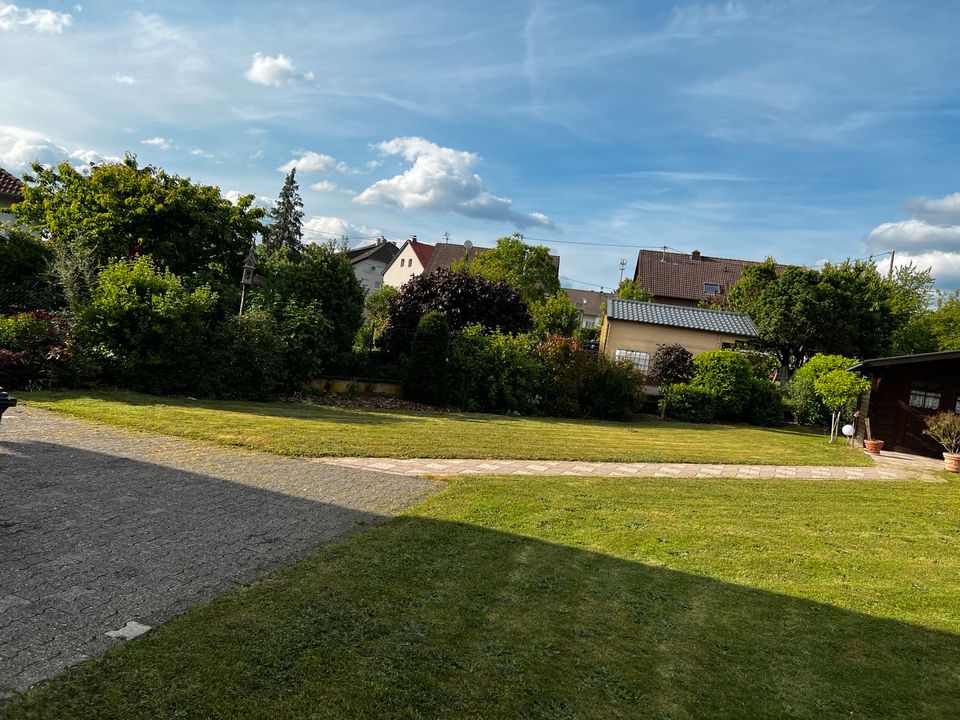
[266,168,304,253]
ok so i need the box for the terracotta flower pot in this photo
[864,439,884,454]
[944,453,960,473]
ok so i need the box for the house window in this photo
[703,282,720,294]
[399,258,405,268]
[956,396,960,413]
[374,280,381,289]
[615,348,650,372]
[582,318,595,328]
[909,382,941,410]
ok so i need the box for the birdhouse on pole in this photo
[239,240,257,315]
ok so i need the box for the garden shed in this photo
[850,350,960,457]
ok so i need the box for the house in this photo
[381,236,435,288]
[0,166,23,225]
[344,237,399,293]
[600,297,758,374]
[562,288,613,329]
[633,248,781,307]
[849,350,960,457]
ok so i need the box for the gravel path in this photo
[0,406,441,695]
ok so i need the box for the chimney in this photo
[376,236,385,245]
[410,235,417,244]
[691,250,701,260]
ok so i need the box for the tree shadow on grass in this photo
[4,506,958,718]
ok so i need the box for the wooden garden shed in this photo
[850,350,960,457]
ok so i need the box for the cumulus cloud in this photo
[114,74,136,85]
[141,137,171,150]
[867,191,960,286]
[245,52,312,86]
[309,180,337,192]
[189,148,213,159]
[224,190,272,208]
[354,137,555,230]
[0,125,118,169]
[302,216,382,242]
[278,151,353,174]
[0,3,72,33]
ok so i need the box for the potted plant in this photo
[864,438,884,454]
[923,411,960,472]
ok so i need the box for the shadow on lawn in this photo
[4,488,957,718]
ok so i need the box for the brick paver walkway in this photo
[0,406,441,695]
[317,451,946,482]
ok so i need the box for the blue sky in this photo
[3,0,960,290]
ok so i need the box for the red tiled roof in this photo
[407,238,434,267]
[633,249,788,304]
[0,166,23,200]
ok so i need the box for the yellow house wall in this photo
[600,318,749,360]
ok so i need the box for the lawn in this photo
[4,474,958,719]
[24,390,871,466]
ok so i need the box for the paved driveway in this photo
[0,406,441,694]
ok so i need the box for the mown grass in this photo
[24,390,871,466]
[4,474,958,719]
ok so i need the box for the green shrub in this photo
[77,256,218,394]
[581,355,646,420]
[0,310,71,389]
[531,292,580,337]
[536,335,592,417]
[787,354,859,425]
[690,350,753,420]
[746,377,784,427]
[212,310,284,399]
[660,384,717,423]
[403,311,451,406]
[449,326,540,415]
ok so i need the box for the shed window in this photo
[703,282,720,294]
[909,382,941,410]
[615,349,650,372]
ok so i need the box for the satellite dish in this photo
[463,240,473,250]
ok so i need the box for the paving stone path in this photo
[319,452,946,482]
[0,406,441,695]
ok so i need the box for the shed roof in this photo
[607,297,758,337]
[849,349,960,372]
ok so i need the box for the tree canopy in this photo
[381,268,532,357]
[615,279,653,302]
[455,235,559,305]
[15,156,264,288]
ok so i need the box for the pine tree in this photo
[266,168,304,253]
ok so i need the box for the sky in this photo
[2,0,960,292]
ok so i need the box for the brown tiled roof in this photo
[562,288,613,317]
[407,239,434,267]
[422,243,489,274]
[633,249,786,304]
[0,166,23,200]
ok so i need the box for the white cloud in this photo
[279,151,352,174]
[114,74,137,85]
[245,52,313,87]
[141,137,171,150]
[303,216,382,242]
[354,136,554,230]
[189,147,213,159]
[867,191,960,287]
[0,125,118,169]
[309,180,337,192]
[224,190,272,208]
[905,192,960,227]
[0,3,72,33]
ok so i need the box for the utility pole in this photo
[888,250,896,280]
[618,258,626,284]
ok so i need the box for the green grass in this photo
[24,390,871,466]
[5,474,959,719]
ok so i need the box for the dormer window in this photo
[703,282,720,294]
